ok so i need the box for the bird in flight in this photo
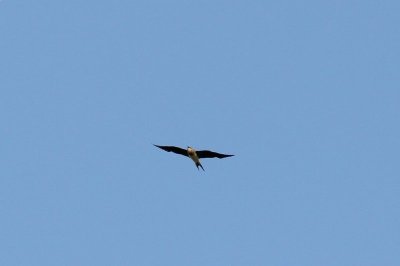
[153,144,234,171]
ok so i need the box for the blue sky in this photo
[1,1,399,265]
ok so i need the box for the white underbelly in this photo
[189,153,199,163]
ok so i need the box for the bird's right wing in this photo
[196,150,234,159]
[153,145,188,157]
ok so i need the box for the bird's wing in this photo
[154,145,188,157]
[196,150,234,159]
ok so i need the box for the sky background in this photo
[1,1,399,265]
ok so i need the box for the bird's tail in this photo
[196,162,205,171]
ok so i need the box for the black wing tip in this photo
[154,144,168,151]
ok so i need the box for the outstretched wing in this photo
[196,150,234,159]
[153,145,188,157]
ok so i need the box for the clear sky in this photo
[1,1,399,265]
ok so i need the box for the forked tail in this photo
[196,162,205,171]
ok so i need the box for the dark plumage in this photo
[153,145,188,157]
[196,150,234,159]
[153,144,234,170]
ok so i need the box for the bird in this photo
[153,144,234,171]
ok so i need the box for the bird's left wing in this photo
[153,145,188,157]
[196,150,234,159]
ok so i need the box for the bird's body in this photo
[187,146,204,171]
[153,145,234,171]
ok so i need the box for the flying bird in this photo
[153,144,234,171]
